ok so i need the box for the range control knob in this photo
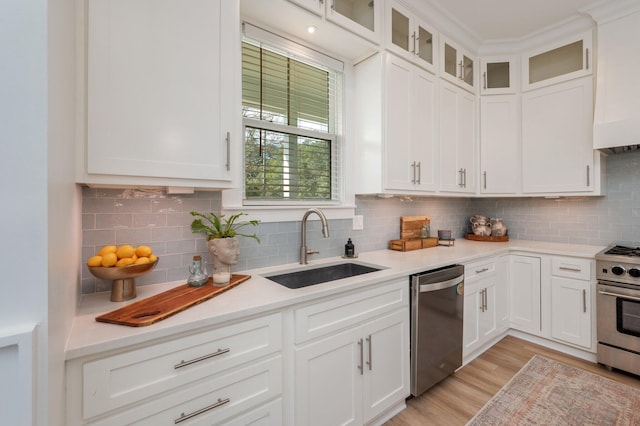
[629,268,640,278]
[611,265,626,276]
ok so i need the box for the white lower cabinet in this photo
[550,257,594,350]
[293,279,410,426]
[66,313,283,425]
[509,255,541,334]
[463,256,508,359]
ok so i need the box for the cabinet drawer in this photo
[294,279,408,344]
[551,256,592,281]
[83,313,282,419]
[464,259,496,281]
[88,356,282,426]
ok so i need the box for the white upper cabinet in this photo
[522,30,593,92]
[439,79,477,193]
[354,52,438,195]
[522,76,595,194]
[386,0,438,74]
[480,56,518,95]
[480,95,519,194]
[287,0,382,44]
[440,37,477,92]
[80,0,239,188]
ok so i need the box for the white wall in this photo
[0,0,79,424]
[0,0,49,423]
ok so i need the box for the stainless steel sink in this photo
[264,262,383,289]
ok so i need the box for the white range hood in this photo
[592,3,640,153]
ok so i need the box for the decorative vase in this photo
[206,237,240,287]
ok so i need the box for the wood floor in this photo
[385,335,640,425]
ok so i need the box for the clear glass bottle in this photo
[187,255,209,287]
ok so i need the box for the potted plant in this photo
[190,211,260,286]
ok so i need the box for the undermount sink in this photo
[264,261,384,289]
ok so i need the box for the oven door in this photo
[597,282,640,353]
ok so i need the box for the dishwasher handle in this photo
[418,274,464,292]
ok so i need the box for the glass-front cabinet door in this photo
[522,30,592,91]
[386,0,437,73]
[440,37,475,92]
[327,0,382,44]
[481,56,517,94]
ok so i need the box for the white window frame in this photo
[222,23,356,222]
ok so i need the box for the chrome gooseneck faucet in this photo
[300,208,330,264]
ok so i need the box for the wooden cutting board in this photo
[400,215,430,239]
[96,274,251,327]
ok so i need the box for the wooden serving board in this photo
[96,274,251,327]
[464,234,509,242]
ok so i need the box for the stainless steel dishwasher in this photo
[410,264,464,396]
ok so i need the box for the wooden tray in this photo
[389,237,438,252]
[465,234,509,242]
[96,274,251,327]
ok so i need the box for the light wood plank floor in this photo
[385,335,640,425]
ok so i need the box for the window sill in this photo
[221,203,356,223]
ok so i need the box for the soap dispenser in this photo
[345,238,355,258]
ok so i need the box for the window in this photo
[241,30,342,204]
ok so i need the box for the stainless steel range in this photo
[596,244,640,376]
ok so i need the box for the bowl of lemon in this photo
[87,244,159,302]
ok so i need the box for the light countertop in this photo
[66,239,604,360]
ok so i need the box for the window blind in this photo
[242,41,340,201]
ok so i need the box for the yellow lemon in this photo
[116,257,135,267]
[134,257,150,265]
[116,244,135,259]
[135,245,152,257]
[101,252,118,267]
[87,255,102,267]
[149,254,158,263]
[97,245,117,256]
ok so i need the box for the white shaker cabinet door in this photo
[86,0,234,183]
[522,77,593,194]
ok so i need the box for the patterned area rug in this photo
[467,355,640,425]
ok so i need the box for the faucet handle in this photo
[306,249,320,256]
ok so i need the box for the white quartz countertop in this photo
[66,239,604,360]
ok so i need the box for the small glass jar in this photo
[212,264,232,287]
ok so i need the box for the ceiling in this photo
[426,0,602,41]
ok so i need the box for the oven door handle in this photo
[598,289,640,302]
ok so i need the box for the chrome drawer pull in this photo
[174,348,230,369]
[174,397,230,423]
[366,335,372,371]
[476,267,489,274]
[559,266,581,272]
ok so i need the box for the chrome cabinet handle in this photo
[366,335,372,370]
[476,267,489,274]
[586,165,590,187]
[358,338,364,375]
[483,171,487,189]
[225,131,231,171]
[411,31,416,54]
[479,289,485,312]
[458,168,464,187]
[459,61,463,80]
[585,48,589,70]
[463,168,467,187]
[559,266,581,273]
[483,288,488,311]
[483,71,487,90]
[416,162,421,185]
[411,161,416,184]
[582,289,587,313]
[174,348,230,369]
[174,398,230,424]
